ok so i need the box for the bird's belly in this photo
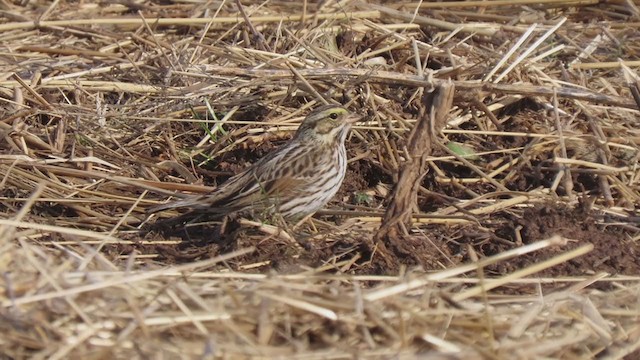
[277,151,347,219]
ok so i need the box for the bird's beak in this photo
[345,114,362,124]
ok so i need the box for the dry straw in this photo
[1,0,639,358]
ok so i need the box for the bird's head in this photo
[295,105,360,145]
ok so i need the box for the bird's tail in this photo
[147,195,210,214]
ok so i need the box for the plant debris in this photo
[1,0,640,358]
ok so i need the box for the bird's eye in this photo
[329,112,338,120]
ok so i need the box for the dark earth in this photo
[124,153,640,285]
[9,101,636,288]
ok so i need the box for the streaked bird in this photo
[149,105,360,220]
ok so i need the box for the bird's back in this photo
[149,139,343,218]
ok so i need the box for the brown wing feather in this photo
[148,139,314,215]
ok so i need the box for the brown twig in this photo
[375,81,455,248]
[195,66,638,109]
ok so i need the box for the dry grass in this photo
[1,0,640,358]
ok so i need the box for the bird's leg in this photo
[292,213,316,231]
[219,214,230,234]
[275,214,303,249]
[286,214,318,251]
[237,218,303,250]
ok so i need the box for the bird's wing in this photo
[219,144,315,209]
[148,142,315,214]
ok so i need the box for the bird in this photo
[149,104,360,220]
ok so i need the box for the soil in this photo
[133,160,640,282]
[95,105,640,287]
[139,203,639,274]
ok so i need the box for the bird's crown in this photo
[297,105,356,139]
